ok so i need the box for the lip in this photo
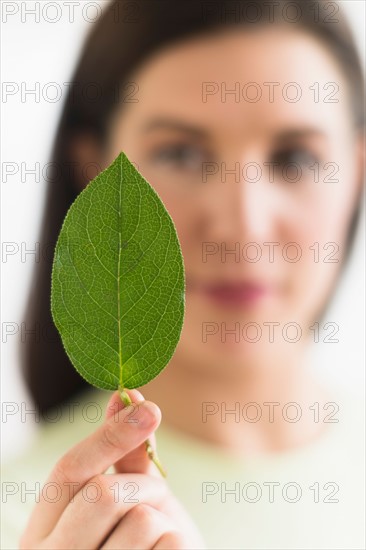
[196,281,273,308]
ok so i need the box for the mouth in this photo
[188,279,274,308]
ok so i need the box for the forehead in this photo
[118,27,350,140]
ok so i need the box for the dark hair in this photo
[21,0,365,415]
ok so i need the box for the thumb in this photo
[105,389,163,478]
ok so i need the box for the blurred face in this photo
[100,27,362,372]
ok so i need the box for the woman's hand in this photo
[20,389,206,550]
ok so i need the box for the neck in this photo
[141,345,332,456]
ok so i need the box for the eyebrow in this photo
[272,128,327,143]
[141,118,209,139]
[141,118,327,142]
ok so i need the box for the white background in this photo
[1,1,365,461]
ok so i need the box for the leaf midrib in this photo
[118,155,123,387]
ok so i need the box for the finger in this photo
[49,474,169,550]
[100,503,175,550]
[24,395,161,543]
[105,390,162,478]
[153,531,189,549]
[105,389,145,421]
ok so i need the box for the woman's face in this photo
[100,27,363,372]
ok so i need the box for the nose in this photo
[202,155,278,245]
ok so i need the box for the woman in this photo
[4,0,365,548]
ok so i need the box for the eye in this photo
[149,143,210,172]
[271,147,319,169]
[270,147,320,184]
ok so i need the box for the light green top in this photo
[1,387,364,549]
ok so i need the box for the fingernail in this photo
[135,401,160,429]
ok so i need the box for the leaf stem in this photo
[118,387,133,406]
[118,386,167,478]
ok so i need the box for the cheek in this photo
[144,181,203,263]
[281,162,359,321]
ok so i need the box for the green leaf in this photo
[51,152,185,391]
